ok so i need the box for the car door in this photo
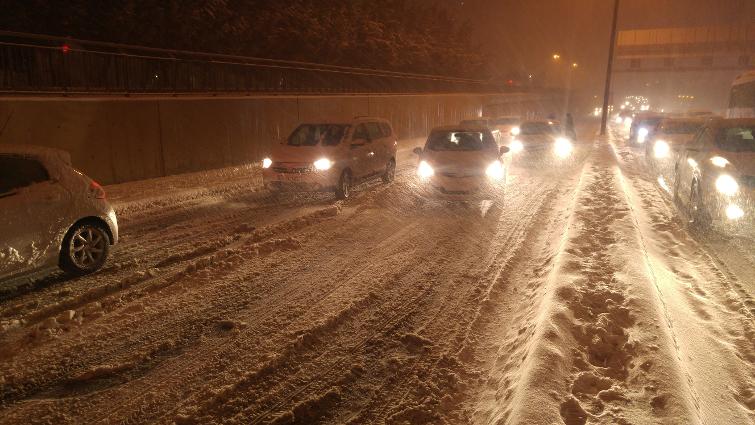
[349,124,374,179]
[675,128,709,206]
[0,155,69,279]
[365,121,385,174]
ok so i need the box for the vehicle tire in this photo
[688,180,711,229]
[335,170,352,200]
[60,221,111,275]
[382,159,396,183]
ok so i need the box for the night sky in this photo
[442,0,754,91]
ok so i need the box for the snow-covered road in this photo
[0,124,752,424]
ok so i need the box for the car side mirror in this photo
[413,147,423,156]
[499,146,510,155]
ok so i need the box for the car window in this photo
[520,122,558,135]
[379,122,392,137]
[425,130,496,151]
[494,118,518,125]
[366,122,383,140]
[0,155,50,195]
[688,128,709,150]
[353,124,370,141]
[715,126,755,152]
[287,124,349,147]
[659,121,703,134]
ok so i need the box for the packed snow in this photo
[0,125,752,424]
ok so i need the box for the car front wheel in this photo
[382,159,396,183]
[60,222,111,275]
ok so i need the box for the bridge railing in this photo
[0,31,509,95]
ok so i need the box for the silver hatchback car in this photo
[0,145,118,281]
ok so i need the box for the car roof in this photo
[431,125,492,132]
[0,144,72,166]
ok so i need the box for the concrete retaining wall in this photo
[0,92,557,184]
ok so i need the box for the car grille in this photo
[439,170,484,178]
[740,175,755,188]
[272,164,312,174]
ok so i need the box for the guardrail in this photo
[0,31,509,95]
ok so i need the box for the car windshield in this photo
[494,118,519,125]
[287,124,349,147]
[520,122,559,135]
[639,118,662,128]
[659,121,703,134]
[715,126,755,152]
[426,130,496,151]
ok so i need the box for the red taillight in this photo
[89,180,106,199]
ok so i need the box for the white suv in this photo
[0,145,118,281]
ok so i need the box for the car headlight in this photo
[710,156,729,168]
[313,158,332,170]
[653,140,670,158]
[554,137,573,158]
[262,157,272,169]
[715,174,738,196]
[417,160,434,179]
[726,204,744,220]
[637,127,648,143]
[623,117,632,126]
[510,140,524,153]
[511,127,521,136]
[485,160,505,180]
[615,116,623,124]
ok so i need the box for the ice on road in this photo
[0,127,753,424]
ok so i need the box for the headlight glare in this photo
[417,160,434,179]
[653,140,670,158]
[313,158,332,170]
[554,137,573,158]
[510,140,524,153]
[511,127,521,136]
[715,174,738,196]
[726,204,744,220]
[486,160,505,180]
[262,157,273,169]
[637,127,648,143]
[710,156,729,168]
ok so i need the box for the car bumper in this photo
[420,175,504,198]
[263,169,338,192]
[105,207,119,245]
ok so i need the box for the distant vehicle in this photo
[460,117,503,143]
[412,125,510,198]
[673,118,755,234]
[727,70,755,119]
[507,120,574,160]
[491,116,522,138]
[646,118,706,192]
[262,117,397,200]
[629,112,665,146]
[0,145,118,282]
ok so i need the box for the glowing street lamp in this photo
[552,53,561,61]
[571,62,578,68]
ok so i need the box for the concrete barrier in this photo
[0,92,558,184]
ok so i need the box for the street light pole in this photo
[600,0,620,136]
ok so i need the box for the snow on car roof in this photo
[0,144,72,166]
[431,124,491,132]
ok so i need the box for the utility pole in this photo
[600,0,620,136]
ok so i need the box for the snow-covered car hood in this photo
[423,149,498,173]
[270,144,344,163]
[657,134,695,147]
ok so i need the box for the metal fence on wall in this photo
[0,31,509,95]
